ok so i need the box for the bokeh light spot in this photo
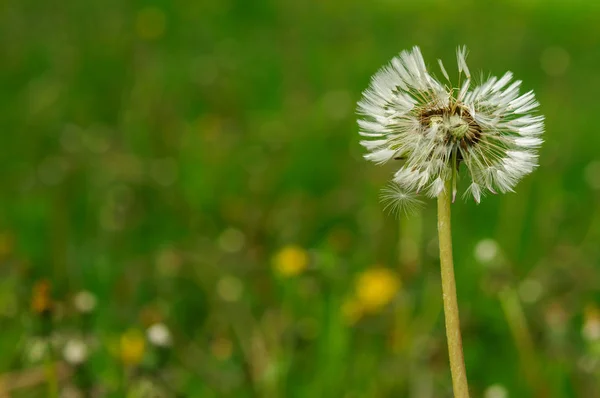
[540,46,570,76]
[484,384,508,398]
[63,339,88,365]
[474,239,499,264]
[218,228,245,253]
[355,267,400,313]
[73,290,97,314]
[217,276,243,302]
[120,329,146,366]
[582,304,600,342]
[272,245,309,277]
[518,278,543,304]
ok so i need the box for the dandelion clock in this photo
[357,46,543,398]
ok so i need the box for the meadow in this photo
[1,0,600,397]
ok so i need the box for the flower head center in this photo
[420,106,482,147]
[447,115,469,140]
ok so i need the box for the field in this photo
[1,1,600,397]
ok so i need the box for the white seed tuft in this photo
[358,46,543,204]
[73,290,97,314]
[63,339,88,365]
[380,183,424,217]
[147,323,173,347]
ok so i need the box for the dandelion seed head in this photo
[484,384,508,398]
[358,46,543,204]
[147,323,173,347]
[63,339,88,365]
[73,290,97,314]
[380,183,424,216]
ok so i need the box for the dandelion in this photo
[147,323,172,348]
[73,290,97,314]
[272,245,309,277]
[357,46,544,398]
[63,339,88,366]
[355,267,400,313]
[120,329,146,366]
[358,46,543,205]
[341,268,400,325]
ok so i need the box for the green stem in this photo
[437,180,470,398]
[499,287,548,398]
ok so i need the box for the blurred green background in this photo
[1,0,600,397]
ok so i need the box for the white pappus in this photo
[358,46,544,208]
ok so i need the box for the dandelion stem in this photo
[437,180,470,398]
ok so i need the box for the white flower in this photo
[63,339,88,365]
[474,239,499,264]
[73,290,97,314]
[484,384,509,398]
[147,323,172,347]
[358,46,544,203]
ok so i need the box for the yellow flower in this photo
[355,268,400,313]
[120,329,146,366]
[272,245,309,277]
